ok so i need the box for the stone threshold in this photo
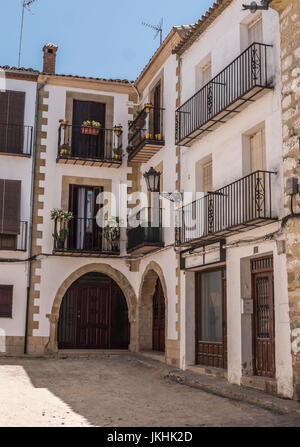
[186,364,228,380]
[140,351,166,363]
[57,349,129,358]
[241,375,278,395]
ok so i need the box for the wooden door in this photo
[252,257,275,377]
[196,269,227,369]
[72,100,106,158]
[68,185,103,251]
[58,274,129,350]
[152,279,165,352]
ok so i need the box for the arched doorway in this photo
[152,278,165,352]
[57,272,129,349]
[138,262,167,353]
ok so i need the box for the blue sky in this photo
[0,0,215,80]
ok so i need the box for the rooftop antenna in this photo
[18,0,38,67]
[242,0,272,13]
[142,18,163,46]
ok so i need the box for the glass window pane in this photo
[198,271,223,342]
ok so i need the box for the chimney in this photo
[42,43,58,74]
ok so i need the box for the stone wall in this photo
[275,0,300,400]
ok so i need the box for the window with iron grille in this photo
[0,285,13,318]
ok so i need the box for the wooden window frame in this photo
[0,285,13,318]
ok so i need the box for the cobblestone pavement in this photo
[0,355,300,427]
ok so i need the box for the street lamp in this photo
[144,167,161,192]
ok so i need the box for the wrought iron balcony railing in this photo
[0,221,28,251]
[176,171,277,245]
[175,43,273,146]
[0,124,33,156]
[128,106,165,162]
[57,124,123,167]
[127,207,163,252]
[53,217,120,254]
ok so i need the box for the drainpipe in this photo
[24,78,48,354]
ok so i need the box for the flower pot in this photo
[82,126,100,135]
[114,153,121,160]
[145,133,153,140]
[155,134,162,141]
[56,241,65,250]
[60,147,69,156]
[114,126,122,137]
[145,103,153,114]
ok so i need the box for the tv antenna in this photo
[142,18,163,46]
[242,0,271,13]
[18,0,39,67]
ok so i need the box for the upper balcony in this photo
[127,105,165,163]
[0,124,33,157]
[176,170,277,246]
[175,43,273,146]
[127,207,164,254]
[53,217,120,256]
[57,123,123,168]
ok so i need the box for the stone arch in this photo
[46,263,138,353]
[138,261,168,353]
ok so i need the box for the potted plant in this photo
[59,118,69,130]
[114,124,123,137]
[103,217,122,251]
[126,145,133,154]
[60,143,70,156]
[50,209,73,250]
[155,133,162,141]
[145,133,153,140]
[113,147,123,160]
[81,120,102,135]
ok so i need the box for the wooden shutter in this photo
[0,285,13,318]
[0,180,21,234]
[248,18,263,45]
[0,91,25,154]
[203,161,213,193]
[250,129,266,172]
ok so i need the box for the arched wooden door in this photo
[152,278,165,352]
[58,273,129,349]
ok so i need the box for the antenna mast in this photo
[142,18,163,46]
[18,0,38,68]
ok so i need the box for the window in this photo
[248,17,263,45]
[0,179,21,249]
[0,91,25,154]
[250,128,266,172]
[0,286,13,318]
[195,56,212,91]
[196,158,213,194]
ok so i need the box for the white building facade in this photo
[0,0,295,399]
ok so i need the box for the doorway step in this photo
[241,375,278,395]
[187,365,228,380]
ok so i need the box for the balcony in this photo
[57,124,123,167]
[0,124,33,156]
[127,207,164,254]
[0,221,28,251]
[53,217,120,256]
[175,43,273,146]
[176,171,277,246]
[127,106,165,163]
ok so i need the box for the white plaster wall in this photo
[226,223,293,397]
[0,78,37,337]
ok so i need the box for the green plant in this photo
[50,208,73,222]
[52,228,69,244]
[103,217,122,242]
[82,120,91,127]
[91,120,102,128]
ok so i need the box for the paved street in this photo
[0,355,300,427]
